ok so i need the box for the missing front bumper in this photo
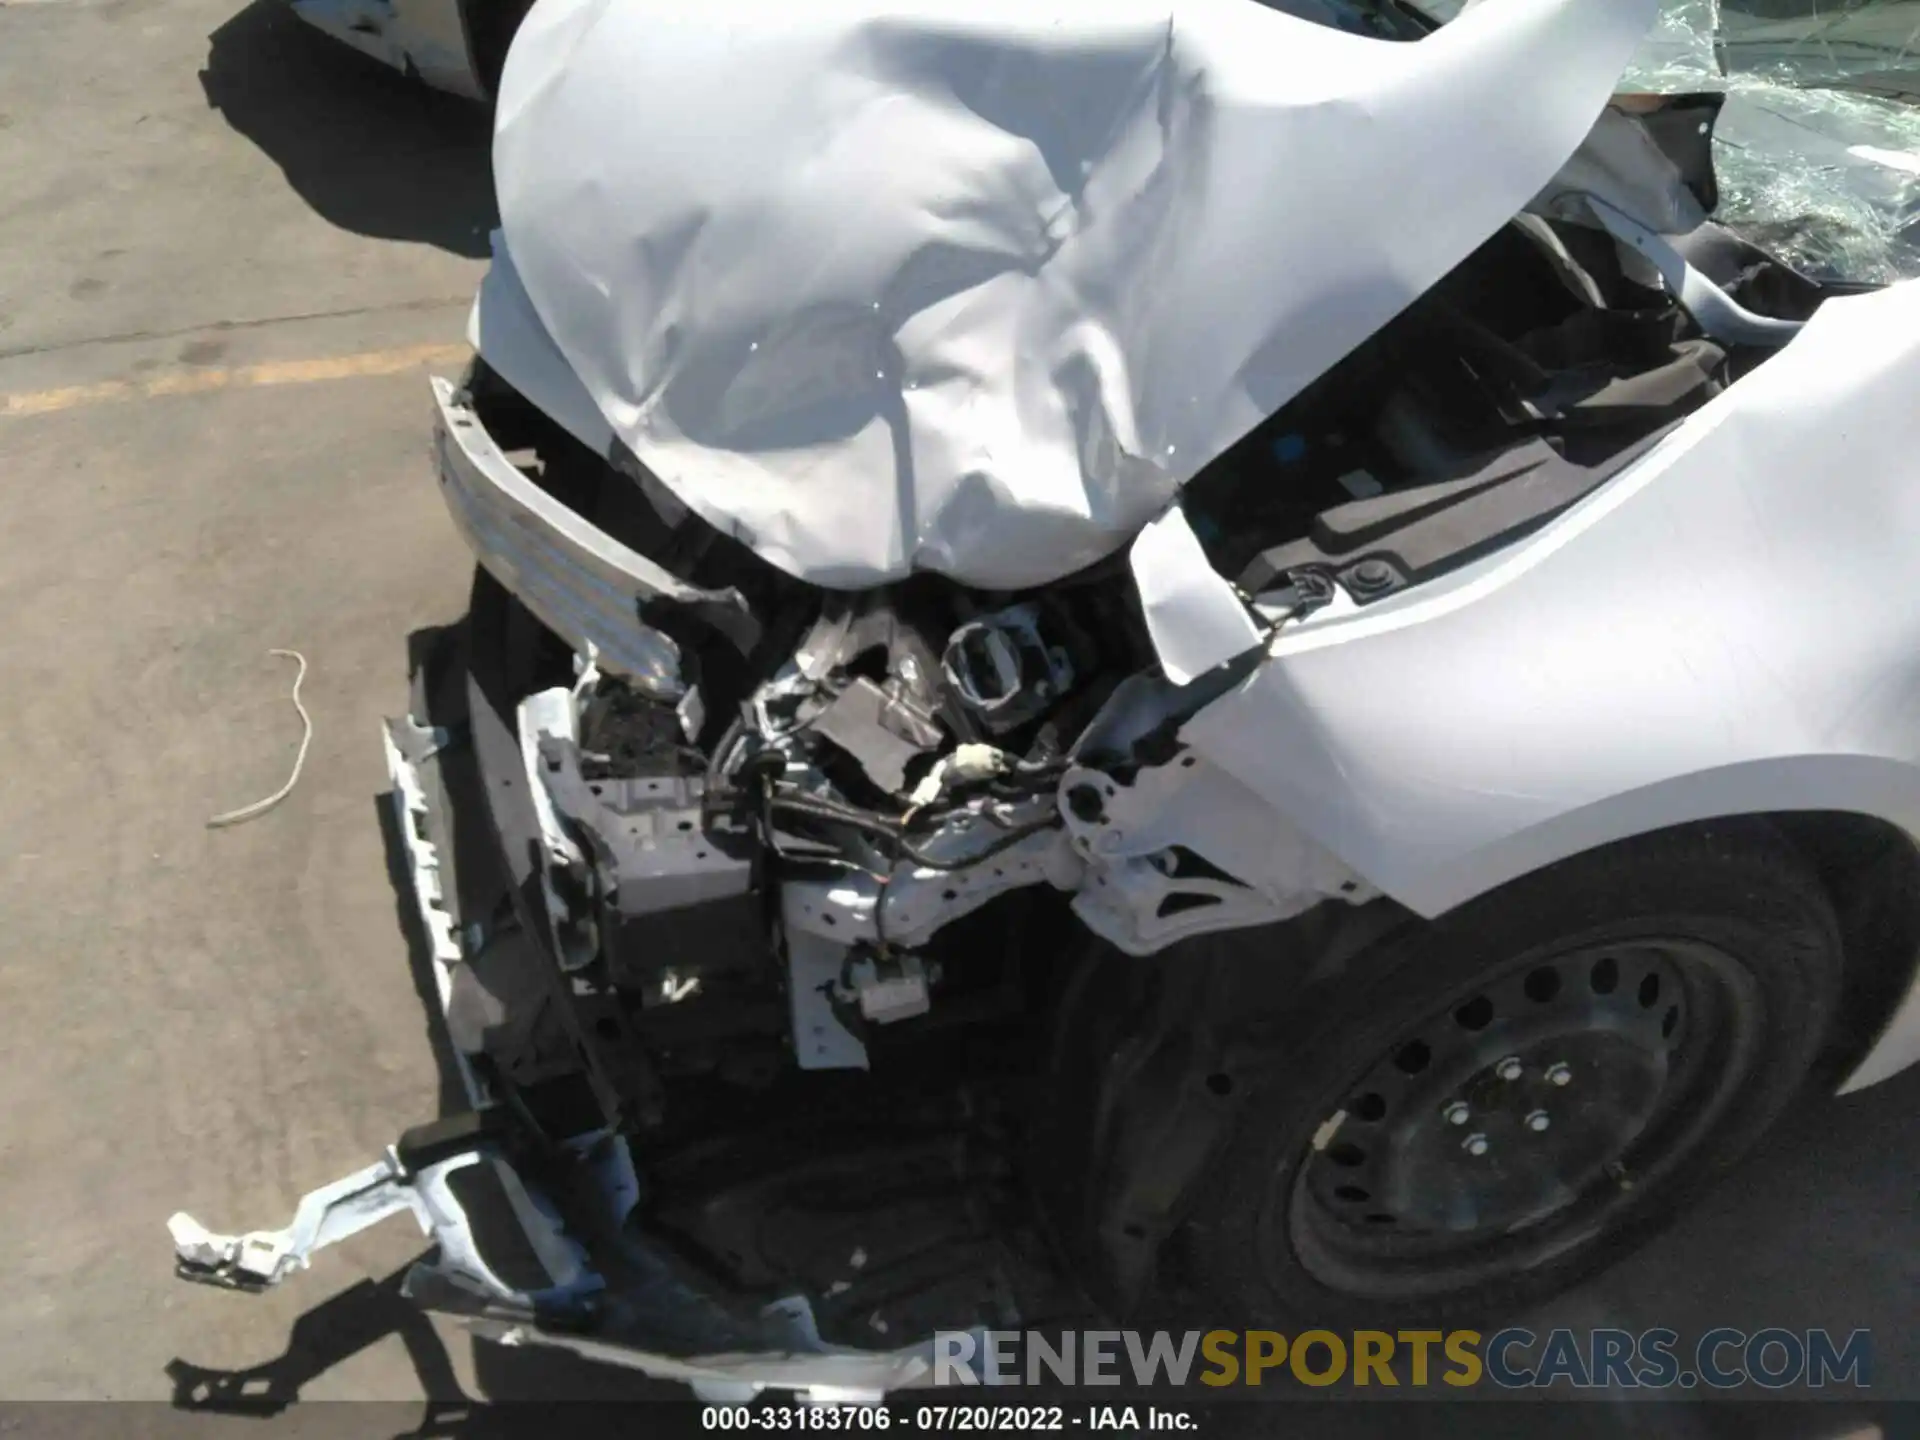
[165,692,959,1399]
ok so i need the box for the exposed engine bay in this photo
[167,0,1920,1394]
[473,154,1838,976]
[375,158,1838,1348]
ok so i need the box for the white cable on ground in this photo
[207,649,313,829]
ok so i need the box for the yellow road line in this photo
[1,342,472,418]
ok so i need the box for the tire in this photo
[1178,820,1842,1328]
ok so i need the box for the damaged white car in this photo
[282,0,531,99]
[173,0,1920,1398]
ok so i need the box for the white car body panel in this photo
[289,0,488,99]
[490,0,1659,590]
[1176,278,1920,924]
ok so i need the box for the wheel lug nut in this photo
[1526,1110,1551,1132]
[1495,1057,1523,1081]
[1546,1063,1572,1086]
[1443,1102,1471,1126]
[1462,1133,1490,1157]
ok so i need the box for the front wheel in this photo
[1180,822,1842,1327]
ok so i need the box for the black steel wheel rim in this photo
[1277,936,1764,1299]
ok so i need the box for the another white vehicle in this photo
[173,0,1920,1396]
[281,0,531,99]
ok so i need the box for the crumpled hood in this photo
[492,0,1659,590]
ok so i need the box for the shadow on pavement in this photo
[200,0,497,257]
[165,1267,464,1419]
[163,1264,684,1435]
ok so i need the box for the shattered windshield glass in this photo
[1425,0,1920,282]
[1628,0,1920,283]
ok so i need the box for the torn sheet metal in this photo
[1128,506,1264,685]
[491,0,1660,590]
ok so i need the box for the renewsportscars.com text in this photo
[933,1327,1872,1389]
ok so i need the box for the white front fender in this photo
[1177,279,1920,919]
